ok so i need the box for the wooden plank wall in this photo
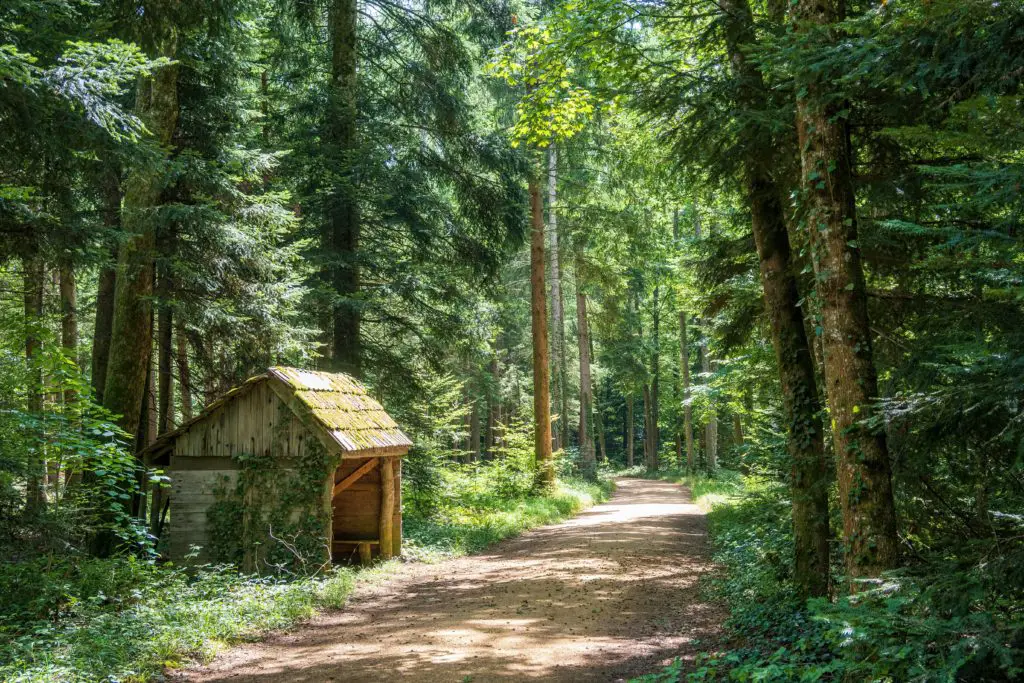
[168,469,238,562]
[331,457,381,542]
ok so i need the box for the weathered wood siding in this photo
[174,382,316,461]
[168,468,238,562]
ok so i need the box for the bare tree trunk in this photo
[176,321,193,421]
[157,304,173,434]
[792,0,898,582]
[469,400,481,462]
[530,174,554,491]
[642,384,654,471]
[699,329,717,471]
[679,311,695,470]
[626,398,634,467]
[575,261,596,479]
[547,144,569,452]
[91,168,120,404]
[486,352,499,458]
[651,284,660,470]
[594,379,607,463]
[327,0,361,376]
[59,263,79,383]
[24,255,46,513]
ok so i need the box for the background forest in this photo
[1,0,1023,681]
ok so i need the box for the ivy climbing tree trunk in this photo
[720,0,831,598]
[530,174,554,491]
[791,0,898,582]
[104,27,180,440]
[327,0,361,376]
[547,144,569,451]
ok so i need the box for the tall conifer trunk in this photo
[625,397,634,467]
[530,175,554,490]
[720,0,831,597]
[24,255,45,513]
[679,311,695,470]
[92,169,121,404]
[575,254,596,479]
[176,322,193,421]
[547,145,568,451]
[327,0,361,375]
[792,0,898,581]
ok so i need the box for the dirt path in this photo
[179,478,724,682]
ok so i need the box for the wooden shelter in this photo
[143,367,412,570]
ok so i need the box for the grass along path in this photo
[174,478,725,683]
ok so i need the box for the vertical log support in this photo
[391,459,402,557]
[379,456,395,560]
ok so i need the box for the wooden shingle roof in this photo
[141,367,411,462]
[268,367,412,453]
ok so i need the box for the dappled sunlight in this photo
[179,478,724,683]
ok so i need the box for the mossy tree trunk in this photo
[720,0,831,598]
[791,0,898,583]
[547,144,569,452]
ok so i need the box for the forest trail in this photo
[178,478,724,682]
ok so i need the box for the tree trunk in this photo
[679,311,695,470]
[486,352,499,458]
[792,0,899,581]
[594,379,607,462]
[59,263,79,381]
[176,321,193,421]
[547,144,569,452]
[719,0,832,598]
[626,397,634,467]
[104,27,179,439]
[651,284,660,470]
[327,0,361,376]
[699,328,717,471]
[530,174,554,490]
[469,400,481,462]
[157,303,173,434]
[91,168,120,404]
[24,255,46,513]
[575,261,596,480]
[642,384,654,471]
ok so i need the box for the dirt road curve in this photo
[177,478,724,683]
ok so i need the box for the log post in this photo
[391,459,402,557]
[379,456,394,560]
[358,542,372,565]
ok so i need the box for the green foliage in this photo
[0,556,358,683]
[637,473,1024,682]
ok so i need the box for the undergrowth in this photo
[632,470,1024,682]
[0,466,609,683]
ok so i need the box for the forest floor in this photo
[172,478,724,682]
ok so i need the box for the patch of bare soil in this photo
[174,478,725,682]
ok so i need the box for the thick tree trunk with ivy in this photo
[575,258,596,480]
[530,175,554,490]
[327,0,361,376]
[792,0,898,581]
[547,144,569,451]
[104,29,179,440]
[720,0,831,598]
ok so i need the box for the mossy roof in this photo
[268,367,412,452]
[140,367,411,462]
